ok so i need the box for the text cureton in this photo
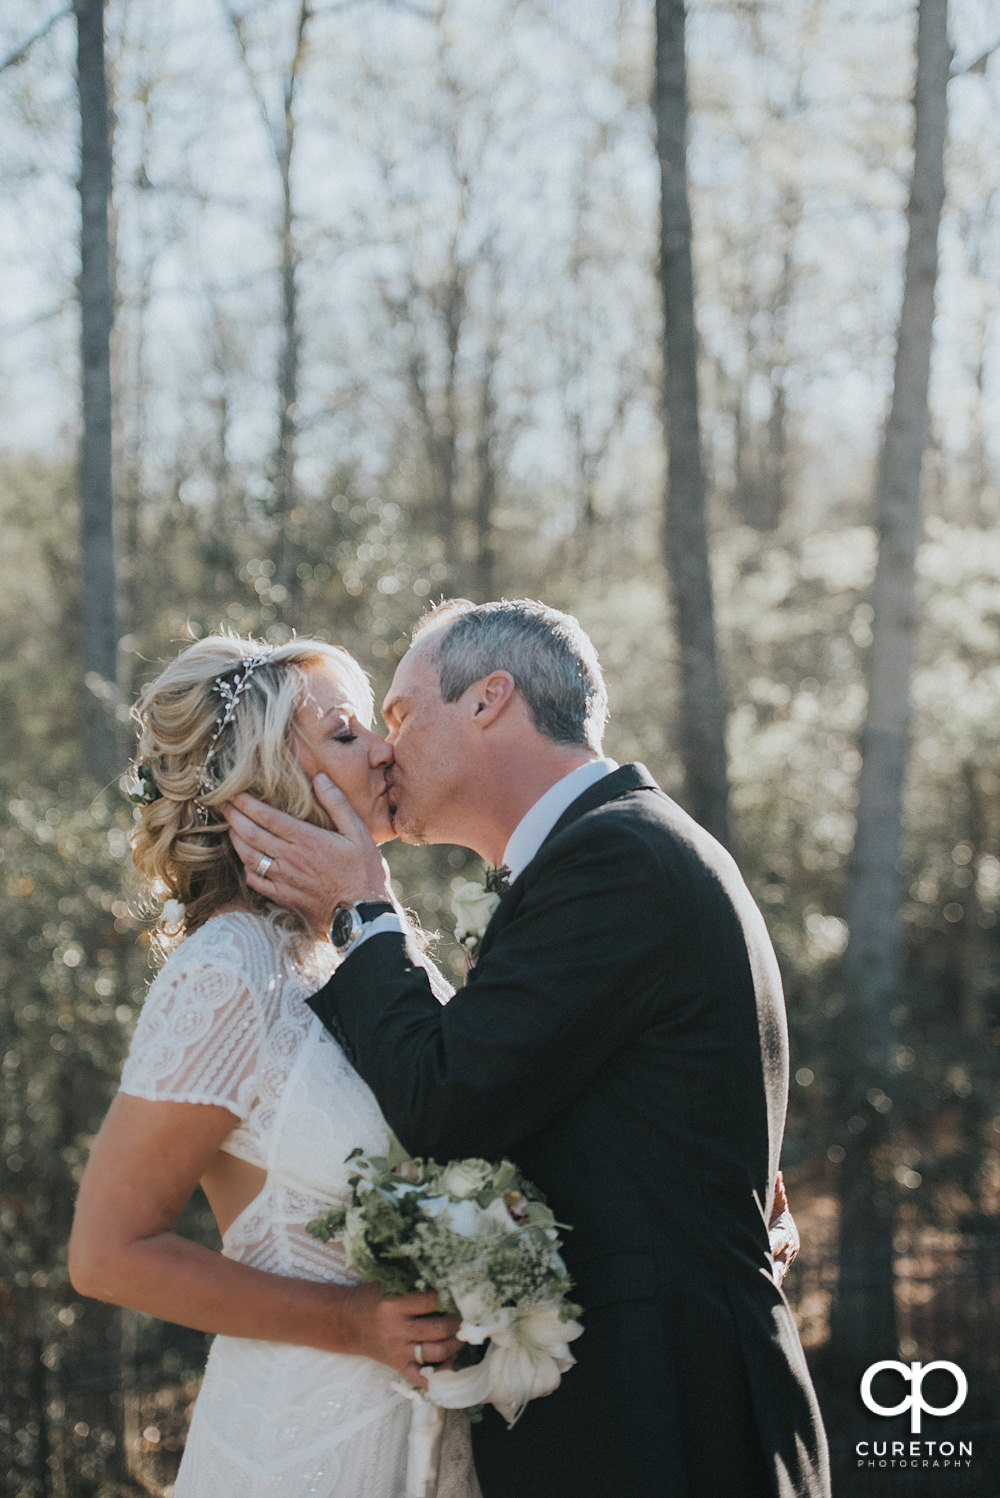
[855,1442,972,1457]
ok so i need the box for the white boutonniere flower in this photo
[451,867,509,961]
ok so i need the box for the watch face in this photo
[331,904,361,950]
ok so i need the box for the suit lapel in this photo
[544,761,660,845]
[472,763,661,967]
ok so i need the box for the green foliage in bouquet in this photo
[306,1134,580,1323]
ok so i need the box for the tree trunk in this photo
[270,0,311,605]
[436,265,464,552]
[271,99,303,595]
[473,348,498,601]
[654,0,731,847]
[830,0,950,1377]
[75,0,119,779]
[227,0,311,609]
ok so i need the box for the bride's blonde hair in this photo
[130,632,374,954]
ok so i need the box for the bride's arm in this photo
[68,1091,459,1383]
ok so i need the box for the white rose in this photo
[451,881,501,944]
[420,1195,492,1239]
[439,1159,494,1199]
[160,899,186,928]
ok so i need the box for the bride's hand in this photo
[224,777,392,935]
[767,1171,800,1287]
[335,1281,463,1385]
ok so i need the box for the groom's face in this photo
[381,641,469,844]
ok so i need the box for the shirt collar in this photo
[502,758,618,882]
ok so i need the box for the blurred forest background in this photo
[1,0,999,1493]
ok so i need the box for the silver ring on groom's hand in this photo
[414,1343,424,1367]
[254,854,274,879]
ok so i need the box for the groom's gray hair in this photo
[411,598,609,752]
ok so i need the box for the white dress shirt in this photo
[500,757,618,882]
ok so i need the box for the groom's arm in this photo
[224,774,680,1161]
[308,815,669,1161]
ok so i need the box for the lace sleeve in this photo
[120,950,261,1118]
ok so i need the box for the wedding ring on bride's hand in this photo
[254,854,274,879]
[414,1343,424,1367]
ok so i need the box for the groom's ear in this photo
[470,670,517,728]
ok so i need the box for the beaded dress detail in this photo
[120,911,479,1498]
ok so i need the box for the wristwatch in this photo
[329,900,395,952]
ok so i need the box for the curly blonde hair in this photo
[130,633,374,954]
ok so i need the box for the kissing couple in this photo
[71,597,830,1497]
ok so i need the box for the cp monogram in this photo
[860,1361,968,1434]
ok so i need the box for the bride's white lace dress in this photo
[119,910,480,1498]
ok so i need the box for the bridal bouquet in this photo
[306,1136,582,1432]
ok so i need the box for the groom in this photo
[226,598,830,1498]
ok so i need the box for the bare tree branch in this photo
[951,38,1000,76]
[284,0,313,140]
[221,4,281,161]
[0,6,72,74]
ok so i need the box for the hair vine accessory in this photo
[197,645,274,797]
[128,763,162,806]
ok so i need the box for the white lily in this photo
[450,1281,515,1345]
[425,1303,583,1426]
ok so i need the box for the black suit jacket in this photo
[309,764,830,1498]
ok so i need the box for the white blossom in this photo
[451,881,501,950]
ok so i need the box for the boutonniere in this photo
[451,865,510,961]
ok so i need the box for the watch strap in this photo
[355,901,395,923]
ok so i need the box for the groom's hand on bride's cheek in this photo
[222,793,344,933]
[310,774,392,903]
[222,788,391,935]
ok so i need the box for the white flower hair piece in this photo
[197,644,274,798]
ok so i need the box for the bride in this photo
[69,633,482,1498]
